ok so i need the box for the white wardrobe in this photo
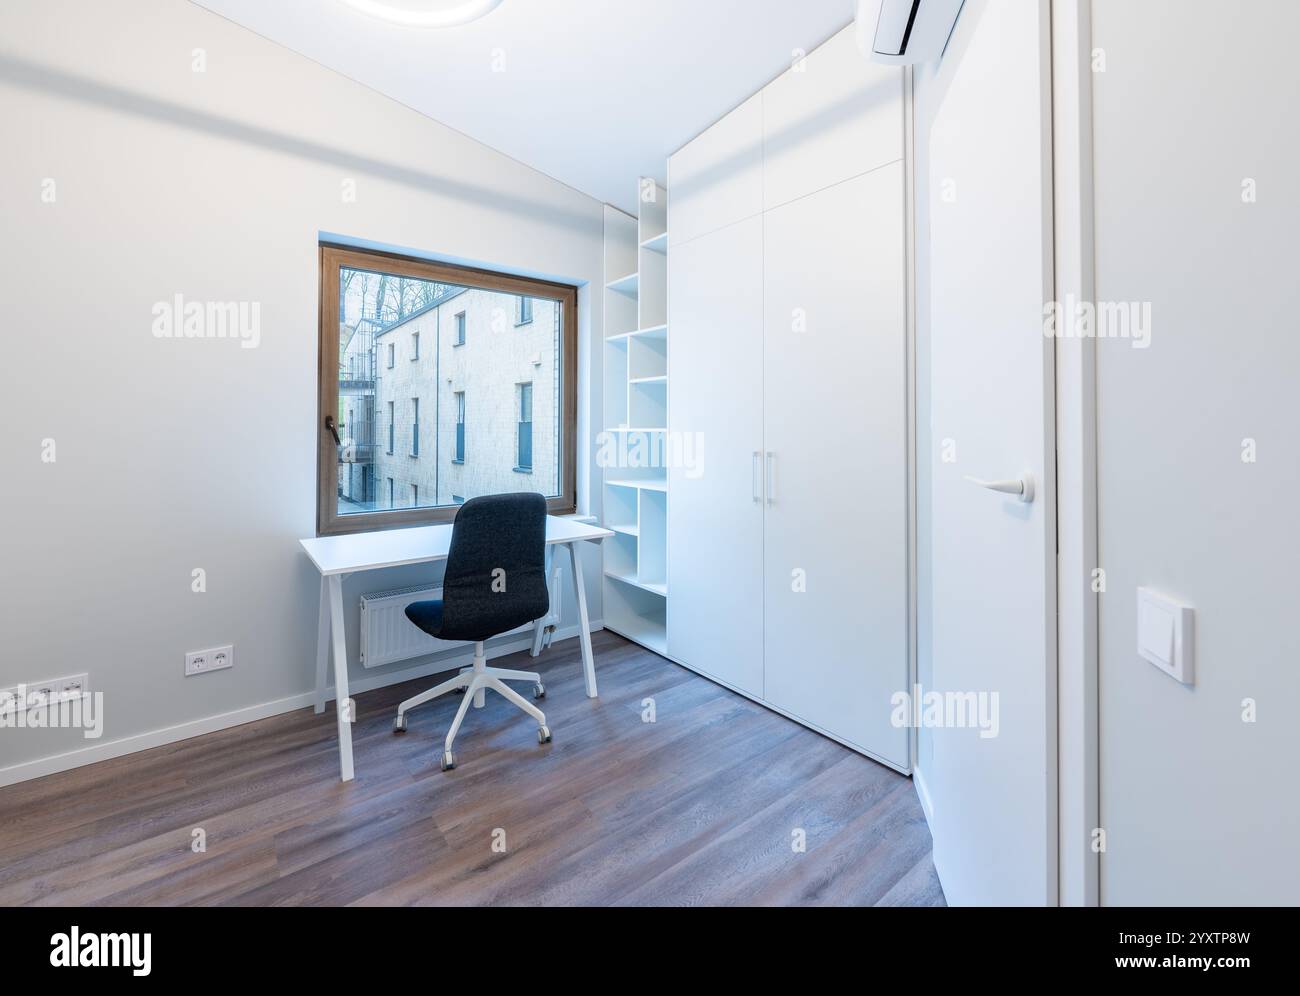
[666,26,911,771]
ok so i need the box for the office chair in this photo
[392,492,552,771]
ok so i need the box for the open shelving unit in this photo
[601,179,668,655]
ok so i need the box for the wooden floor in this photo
[0,632,944,906]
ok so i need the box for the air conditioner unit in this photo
[855,0,964,65]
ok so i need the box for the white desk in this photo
[300,516,613,782]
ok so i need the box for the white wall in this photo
[0,0,605,780]
[1091,0,1300,904]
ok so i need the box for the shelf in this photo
[605,272,639,296]
[640,231,668,254]
[601,181,669,662]
[604,614,667,655]
[606,323,667,342]
[604,570,667,597]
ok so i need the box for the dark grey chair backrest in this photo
[438,492,549,643]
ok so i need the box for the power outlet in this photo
[186,645,234,676]
[0,673,90,715]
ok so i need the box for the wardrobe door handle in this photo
[766,452,775,505]
[752,451,761,503]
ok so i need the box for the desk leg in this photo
[531,545,554,658]
[568,541,597,698]
[327,574,354,782]
[314,576,329,715]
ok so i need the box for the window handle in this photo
[325,414,342,445]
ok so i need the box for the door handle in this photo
[766,452,775,505]
[752,451,761,503]
[963,471,1035,503]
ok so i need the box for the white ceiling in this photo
[191,0,857,211]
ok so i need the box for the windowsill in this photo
[410,453,419,459]
[385,450,394,456]
[512,467,533,474]
[453,341,465,347]
[514,320,534,327]
[451,459,464,465]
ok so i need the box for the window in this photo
[318,244,576,534]
[411,397,420,457]
[454,391,466,463]
[516,382,533,471]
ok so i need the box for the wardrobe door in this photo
[761,162,909,767]
[669,93,763,246]
[667,216,765,696]
[762,27,903,211]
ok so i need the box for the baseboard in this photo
[913,763,935,833]
[0,621,602,788]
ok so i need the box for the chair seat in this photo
[404,598,444,638]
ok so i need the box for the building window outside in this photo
[455,311,466,346]
[452,494,465,505]
[516,382,533,471]
[387,342,395,368]
[517,296,533,325]
[411,331,419,360]
[387,477,394,508]
[386,401,394,454]
[411,483,418,507]
[411,397,419,457]
[454,391,466,463]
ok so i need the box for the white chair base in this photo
[393,641,550,770]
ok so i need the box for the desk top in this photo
[300,516,613,577]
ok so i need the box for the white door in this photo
[667,216,765,696]
[762,164,910,768]
[926,0,1057,905]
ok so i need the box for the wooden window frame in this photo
[317,243,578,536]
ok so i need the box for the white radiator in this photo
[359,572,562,669]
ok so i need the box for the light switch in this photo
[1137,588,1194,684]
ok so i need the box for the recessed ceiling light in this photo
[337,0,504,28]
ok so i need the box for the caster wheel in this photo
[392,714,407,734]
[537,725,552,745]
[532,682,546,700]
[440,750,457,771]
